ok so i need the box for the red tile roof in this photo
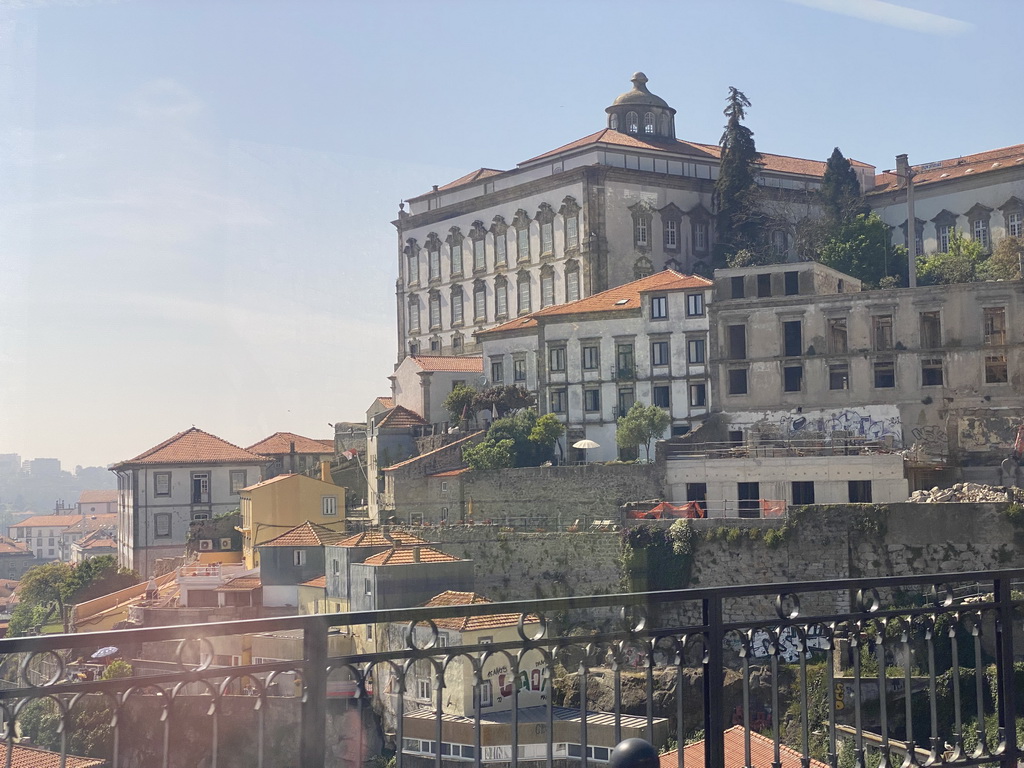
[407,355,484,373]
[420,591,540,632]
[300,576,327,588]
[871,142,1024,194]
[77,529,117,550]
[336,531,429,548]
[77,490,118,504]
[374,396,395,409]
[429,468,471,478]
[376,406,429,429]
[112,427,269,468]
[479,270,711,336]
[0,537,31,555]
[362,546,460,566]
[245,432,335,455]
[259,521,348,548]
[63,513,118,534]
[0,742,106,768]
[215,576,262,592]
[11,514,85,529]
[660,726,828,768]
[382,431,484,472]
[436,167,504,192]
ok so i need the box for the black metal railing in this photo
[1,569,1023,767]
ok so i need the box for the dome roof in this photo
[611,72,670,108]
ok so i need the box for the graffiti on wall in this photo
[910,425,948,455]
[959,414,1024,452]
[733,406,903,447]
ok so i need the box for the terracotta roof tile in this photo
[420,591,540,632]
[335,531,429,548]
[62,514,117,534]
[77,490,118,504]
[660,726,828,768]
[112,427,269,468]
[382,431,484,472]
[300,576,327,588]
[870,142,1024,194]
[77,529,117,550]
[409,168,505,199]
[11,514,85,529]
[0,537,31,555]
[429,468,471,478]
[245,432,335,455]
[478,270,710,336]
[408,355,484,373]
[259,521,348,548]
[375,396,395,409]
[215,576,262,592]
[362,546,460,566]
[376,405,429,429]
[0,742,106,768]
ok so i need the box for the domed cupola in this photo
[605,72,676,141]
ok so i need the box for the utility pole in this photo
[895,154,917,288]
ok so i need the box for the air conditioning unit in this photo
[198,539,214,551]
[219,538,233,550]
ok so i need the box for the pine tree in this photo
[713,87,763,266]
[820,147,868,225]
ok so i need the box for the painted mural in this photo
[728,405,904,447]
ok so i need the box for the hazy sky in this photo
[2,0,1022,469]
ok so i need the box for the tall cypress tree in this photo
[713,87,763,265]
[820,147,868,225]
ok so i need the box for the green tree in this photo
[101,659,133,680]
[818,213,907,288]
[820,147,868,226]
[62,555,138,605]
[461,409,565,470]
[471,384,535,418]
[979,236,1023,281]
[16,561,72,632]
[713,87,763,266]
[444,383,478,424]
[917,227,985,285]
[616,402,671,462]
[462,438,515,470]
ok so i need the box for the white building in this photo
[476,270,712,462]
[111,427,269,577]
[394,73,869,363]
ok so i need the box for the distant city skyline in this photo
[3,0,1022,468]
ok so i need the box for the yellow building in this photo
[238,470,345,569]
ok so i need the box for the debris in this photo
[908,482,1023,504]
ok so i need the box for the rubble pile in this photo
[909,482,1022,503]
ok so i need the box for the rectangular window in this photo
[1009,211,1023,238]
[540,273,555,307]
[584,388,601,412]
[693,222,708,251]
[635,217,648,246]
[651,340,670,367]
[849,480,873,503]
[549,346,566,373]
[985,354,1008,383]
[616,343,635,377]
[428,249,440,281]
[650,295,668,319]
[417,679,432,701]
[757,273,772,298]
[921,358,943,386]
[617,387,635,417]
[293,550,307,566]
[550,388,567,413]
[728,368,748,395]
[873,360,896,388]
[495,281,507,318]
[407,251,419,285]
[920,311,941,349]
[784,270,799,296]
[872,315,894,351]
[687,338,705,364]
[792,481,815,505]
[473,239,486,271]
[230,470,247,495]
[731,276,745,299]
[513,359,526,382]
[829,364,849,390]
[364,578,372,595]
[938,225,951,252]
[686,293,704,317]
[686,483,707,503]
[191,473,210,504]
[728,325,746,360]
[450,243,463,275]
[689,383,707,407]
[477,680,493,708]
[541,222,554,255]
[494,234,507,266]
[451,291,464,325]
[566,215,579,249]
[783,365,803,392]
[828,317,848,353]
[473,287,486,320]
[154,472,171,497]
[408,301,420,333]
[322,496,338,516]
[737,482,760,518]
[491,360,504,384]
[582,345,600,371]
[652,384,670,408]
[983,307,1006,346]
[566,270,580,302]
[517,228,529,261]
[518,278,531,313]
[972,218,989,248]
[154,513,171,538]
[782,320,802,357]
[664,219,678,248]
[429,296,441,329]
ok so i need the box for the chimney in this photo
[895,154,909,188]
[320,460,332,484]
[289,441,296,473]
[412,546,421,563]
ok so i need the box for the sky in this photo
[2,0,1022,469]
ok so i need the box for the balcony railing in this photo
[1,569,1023,767]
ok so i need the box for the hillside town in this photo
[4,39,1024,768]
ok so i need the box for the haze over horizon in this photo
[3,0,1022,469]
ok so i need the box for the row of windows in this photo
[408,267,581,334]
[405,202,580,287]
[630,205,710,254]
[684,480,873,508]
[905,202,1023,254]
[548,381,708,415]
[402,739,611,763]
[729,270,803,299]
[152,470,248,500]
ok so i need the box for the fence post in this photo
[994,576,1018,766]
[703,595,724,768]
[301,616,329,767]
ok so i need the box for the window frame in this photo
[550,388,567,413]
[687,338,705,365]
[230,470,247,495]
[548,346,567,373]
[154,471,171,497]
[154,512,172,538]
[688,382,707,407]
[686,293,705,317]
[581,344,600,371]
[322,496,338,516]
[650,295,668,320]
[583,387,601,413]
[650,340,670,367]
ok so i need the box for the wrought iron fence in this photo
[0,568,1023,767]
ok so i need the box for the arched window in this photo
[644,113,655,134]
[609,113,619,130]
[626,111,639,134]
